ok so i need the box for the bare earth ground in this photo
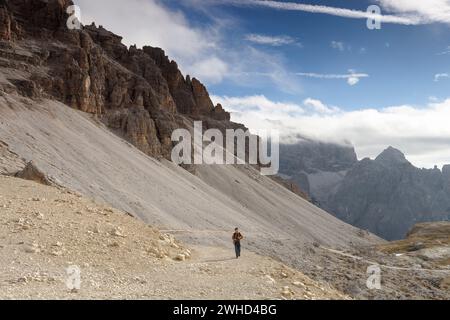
[0,175,347,300]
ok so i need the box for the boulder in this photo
[15,161,51,185]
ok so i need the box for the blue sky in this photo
[167,0,450,108]
[76,0,450,168]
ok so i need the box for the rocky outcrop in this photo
[270,175,310,201]
[327,147,450,240]
[279,139,358,198]
[210,103,231,121]
[379,222,450,286]
[3,0,70,39]
[280,142,450,240]
[0,5,12,41]
[0,140,25,174]
[374,146,410,165]
[191,77,214,115]
[105,106,163,157]
[407,222,450,239]
[280,139,358,175]
[144,47,216,117]
[15,161,51,185]
[0,0,238,161]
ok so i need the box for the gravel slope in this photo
[0,93,380,251]
[0,175,347,300]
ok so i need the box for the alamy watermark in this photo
[171,122,279,176]
[66,5,82,30]
[366,264,382,290]
[367,5,382,30]
[66,265,81,291]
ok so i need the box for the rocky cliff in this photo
[327,147,450,240]
[279,139,358,201]
[281,142,450,240]
[0,0,231,159]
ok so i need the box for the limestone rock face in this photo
[4,0,71,39]
[374,146,409,165]
[0,5,12,41]
[210,103,231,121]
[279,139,358,198]
[105,106,162,158]
[191,77,214,115]
[144,47,217,118]
[327,148,450,240]
[144,47,196,115]
[0,0,237,161]
[280,142,450,240]
[442,165,450,180]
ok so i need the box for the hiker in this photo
[232,228,244,259]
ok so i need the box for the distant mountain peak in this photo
[375,146,410,165]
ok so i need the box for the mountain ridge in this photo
[280,142,450,240]
[374,146,410,166]
[0,0,235,161]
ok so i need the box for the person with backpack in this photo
[232,228,244,259]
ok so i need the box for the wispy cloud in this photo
[244,33,300,47]
[225,47,303,94]
[434,73,450,82]
[437,45,450,55]
[219,0,422,25]
[330,41,345,52]
[296,71,369,86]
[75,0,302,91]
[76,0,228,83]
[211,95,305,118]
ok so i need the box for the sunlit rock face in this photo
[0,0,232,159]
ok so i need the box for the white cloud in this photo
[226,46,303,94]
[75,0,228,84]
[188,57,229,84]
[438,46,450,55]
[347,76,360,86]
[75,0,301,90]
[220,0,450,25]
[331,41,345,51]
[376,0,450,24]
[296,71,369,86]
[434,73,450,82]
[221,0,422,25]
[303,98,340,114]
[211,95,450,168]
[211,95,305,118]
[244,34,300,46]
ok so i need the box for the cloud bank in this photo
[212,95,450,169]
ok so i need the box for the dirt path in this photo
[0,175,347,300]
[320,246,450,273]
